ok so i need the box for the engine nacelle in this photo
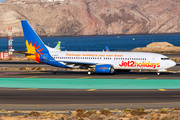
[95,64,114,74]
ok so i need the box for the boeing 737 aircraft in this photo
[21,20,176,75]
[105,46,110,52]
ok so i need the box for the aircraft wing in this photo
[57,60,97,65]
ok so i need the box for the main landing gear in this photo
[88,68,94,75]
[157,72,160,76]
[88,71,92,75]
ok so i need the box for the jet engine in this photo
[95,64,114,74]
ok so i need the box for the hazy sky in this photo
[0,0,6,2]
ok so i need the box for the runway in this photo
[0,61,180,110]
[1,70,180,79]
[0,61,180,79]
[0,88,180,110]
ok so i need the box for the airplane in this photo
[54,41,61,50]
[21,20,176,75]
[105,46,110,52]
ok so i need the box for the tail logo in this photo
[26,40,43,63]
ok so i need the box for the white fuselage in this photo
[49,51,176,70]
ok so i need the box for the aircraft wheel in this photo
[88,71,92,75]
[157,72,160,76]
[110,67,114,74]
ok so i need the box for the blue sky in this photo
[0,0,6,2]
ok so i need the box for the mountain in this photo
[0,0,180,37]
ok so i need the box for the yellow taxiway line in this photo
[158,89,167,91]
[87,89,97,91]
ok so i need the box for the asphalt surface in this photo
[0,61,180,79]
[0,88,180,110]
[0,60,180,110]
[1,71,180,79]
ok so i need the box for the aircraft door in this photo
[151,56,156,68]
[152,56,156,63]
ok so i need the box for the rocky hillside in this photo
[0,0,180,37]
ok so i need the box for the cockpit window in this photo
[161,58,169,60]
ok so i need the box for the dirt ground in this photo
[0,108,180,120]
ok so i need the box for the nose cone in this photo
[169,60,176,68]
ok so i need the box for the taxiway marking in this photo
[24,76,38,78]
[136,77,148,79]
[87,89,97,91]
[17,88,38,90]
[158,89,167,91]
[79,77,91,79]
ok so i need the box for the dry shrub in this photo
[79,118,84,120]
[76,109,85,113]
[44,112,52,117]
[172,107,180,111]
[75,109,97,118]
[7,114,11,117]
[124,108,132,112]
[14,110,18,113]
[160,108,168,114]
[136,108,145,112]
[100,109,111,116]
[36,67,43,70]
[1,109,5,113]
[114,109,118,112]
[76,109,86,118]
[31,67,37,70]
[131,108,147,116]
[23,114,28,118]
[83,110,97,117]
[13,110,21,113]
[28,111,40,117]
[20,67,27,70]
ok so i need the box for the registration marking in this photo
[158,89,167,91]
[87,89,97,91]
